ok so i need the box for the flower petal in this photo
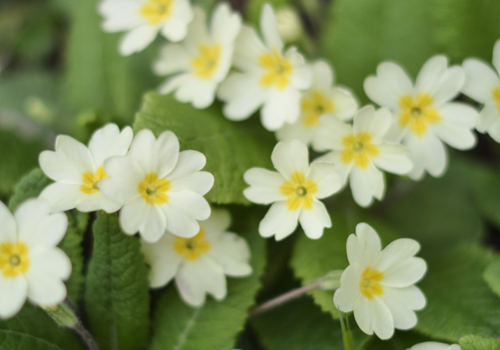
[119,24,158,56]
[0,200,16,242]
[141,234,182,288]
[353,106,392,142]
[353,296,374,335]
[233,26,267,72]
[28,247,71,281]
[434,103,477,150]
[330,87,358,121]
[259,201,299,240]
[372,143,412,175]
[200,209,231,238]
[271,139,309,180]
[26,273,67,307]
[210,3,242,44]
[370,296,395,340]
[88,124,133,167]
[461,58,500,103]
[261,87,301,131]
[380,285,426,330]
[348,223,382,266]
[99,0,144,32]
[154,44,191,76]
[493,39,500,75]
[120,198,166,243]
[363,61,413,110]
[298,201,331,239]
[350,165,384,207]
[307,161,342,199]
[163,191,210,237]
[243,168,286,204]
[0,276,27,319]
[333,263,362,312]
[405,132,447,180]
[313,114,352,152]
[310,60,333,91]
[208,232,252,276]
[175,256,226,306]
[260,3,283,51]
[101,156,144,204]
[218,73,266,120]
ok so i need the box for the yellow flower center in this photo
[140,0,174,25]
[399,93,441,136]
[0,242,30,278]
[341,133,379,169]
[191,44,222,80]
[280,171,318,211]
[173,228,211,261]
[138,172,170,205]
[300,91,335,127]
[80,166,108,194]
[359,266,384,299]
[259,50,293,90]
[492,87,500,114]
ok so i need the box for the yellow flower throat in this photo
[301,91,335,127]
[173,228,211,261]
[259,50,293,90]
[0,242,30,278]
[359,266,384,299]
[138,172,170,205]
[280,171,318,211]
[80,166,108,194]
[399,93,441,136]
[140,0,174,25]
[192,44,222,80]
[341,133,379,169]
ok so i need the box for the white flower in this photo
[0,198,71,319]
[217,4,312,131]
[40,123,133,213]
[410,342,461,350]
[277,60,358,145]
[313,106,412,207]
[243,140,342,240]
[364,56,478,180]
[275,7,303,43]
[153,3,242,109]
[141,209,252,306]
[462,40,500,142]
[100,129,214,243]
[98,0,193,56]
[334,223,427,340]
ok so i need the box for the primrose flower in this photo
[98,0,193,56]
[462,40,500,142]
[313,106,412,207]
[277,60,358,145]
[410,343,461,350]
[364,56,478,180]
[100,129,214,243]
[141,209,252,306]
[0,199,71,319]
[218,4,312,131]
[243,140,342,240]
[40,123,133,213]
[154,4,242,109]
[334,223,427,340]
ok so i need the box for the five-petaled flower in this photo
[141,209,252,306]
[218,4,312,131]
[313,106,413,207]
[334,223,427,340]
[40,123,133,213]
[154,3,242,109]
[99,0,193,56]
[100,129,214,243]
[461,40,500,143]
[277,60,358,145]
[243,139,342,240]
[0,199,71,319]
[364,55,478,180]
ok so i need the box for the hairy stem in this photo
[249,280,322,316]
[74,322,100,350]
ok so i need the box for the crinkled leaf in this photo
[433,0,500,62]
[133,93,274,204]
[290,209,398,319]
[0,303,84,350]
[63,0,159,124]
[149,226,266,350]
[320,0,439,102]
[484,258,500,299]
[383,159,484,255]
[251,296,369,350]
[84,212,150,350]
[416,244,500,341]
[8,167,88,303]
[460,335,500,350]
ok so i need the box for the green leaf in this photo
[382,159,484,255]
[0,303,84,350]
[84,212,150,350]
[149,224,266,350]
[320,0,439,102]
[484,258,500,299]
[62,0,159,124]
[60,211,88,303]
[8,168,52,211]
[251,296,369,350]
[0,131,45,197]
[290,210,398,319]
[433,0,500,62]
[416,244,500,341]
[133,93,275,204]
[460,335,500,350]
